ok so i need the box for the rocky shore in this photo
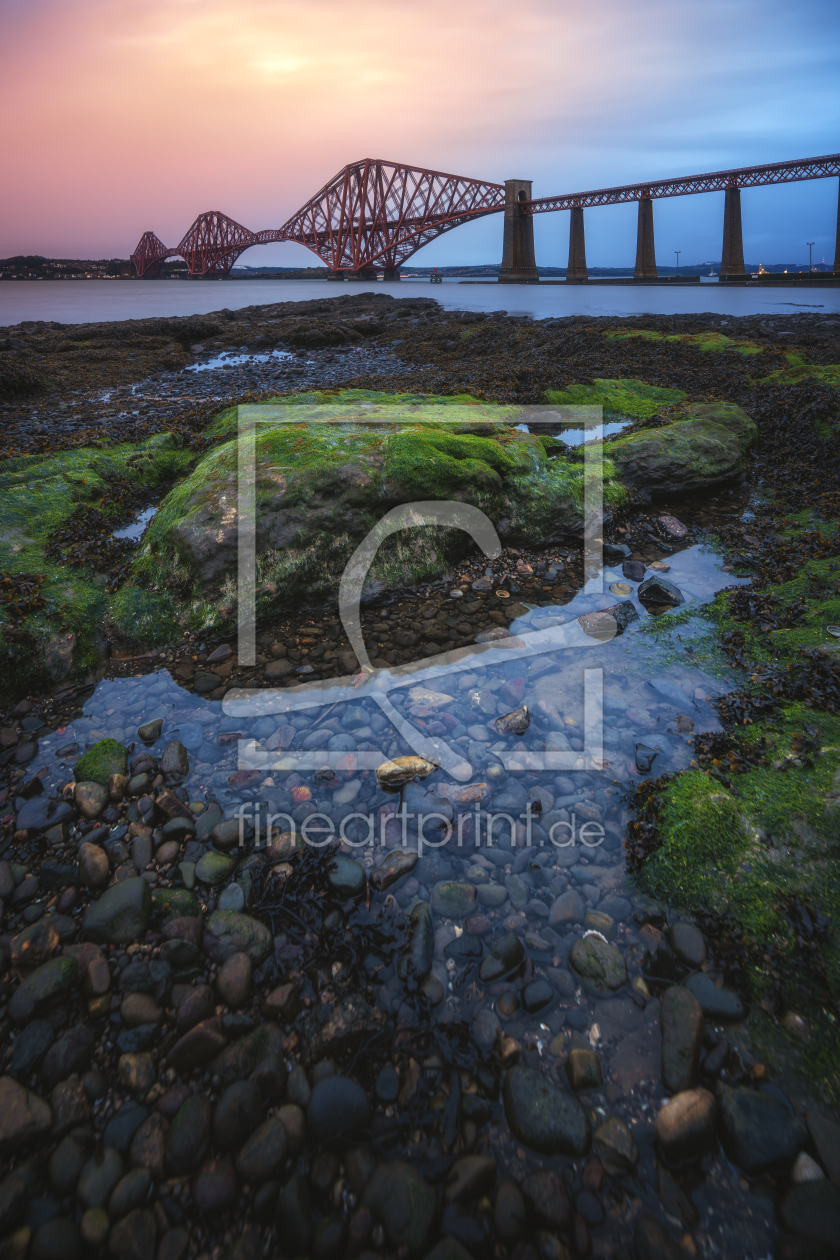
[0,293,839,1260]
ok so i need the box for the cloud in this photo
[0,0,837,264]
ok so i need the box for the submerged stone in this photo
[504,1066,590,1157]
[569,936,627,995]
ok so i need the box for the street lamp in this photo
[807,241,814,272]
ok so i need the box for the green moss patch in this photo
[74,737,128,786]
[606,329,764,356]
[545,378,687,418]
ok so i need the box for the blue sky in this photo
[2,0,838,267]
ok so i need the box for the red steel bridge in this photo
[131,152,840,282]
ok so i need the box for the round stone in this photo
[504,1066,591,1157]
[684,973,746,1022]
[569,936,627,995]
[655,1088,717,1164]
[80,1208,109,1248]
[496,990,520,1018]
[235,1116,288,1184]
[669,922,706,969]
[326,855,366,899]
[430,882,478,919]
[166,1094,212,1175]
[74,783,109,820]
[213,1081,263,1151]
[73,739,127,787]
[375,1067,400,1104]
[216,953,252,1009]
[78,1149,124,1210]
[521,979,554,1014]
[194,851,237,887]
[31,1217,81,1260]
[308,1076,371,1144]
[217,883,246,912]
[192,1159,237,1216]
[82,879,151,945]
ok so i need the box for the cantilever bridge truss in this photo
[131,160,505,277]
[131,152,840,277]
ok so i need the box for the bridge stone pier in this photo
[834,177,840,274]
[634,198,657,279]
[566,207,588,281]
[720,187,746,278]
[498,179,539,282]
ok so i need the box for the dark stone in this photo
[375,1066,400,1105]
[638,576,684,607]
[15,798,74,834]
[236,1116,288,1184]
[684,973,746,1022]
[717,1083,806,1173]
[521,979,553,1013]
[633,1214,684,1260]
[109,1167,152,1218]
[308,1076,371,1144]
[166,1094,212,1175]
[364,1161,438,1256]
[622,559,646,582]
[276,1173,312,1253]
[478,931,524,983]
[503,1066,591,1157]
[520,1169,571,1231]
[655,1088,717,1165]
[40,863,80,891]
[660,986,704,1093]
[213,1081,263,1151]
[30,1217,81,1260]
[0,1175,27,1234]
[807,1108,840,1184]
[192,1159,237,1216]
[103,1103,148,1153]
[10,1019,54,1074]
[780,1181,840,1250]
[82,878,151,945]
[41,1023,95,1088]
[397,901,434,981]
[668,922,706,968]
[107,1207,157,1260]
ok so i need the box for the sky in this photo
[1,0,838,269]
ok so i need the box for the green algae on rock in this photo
[73,738,127,787]
[603,402,757,498]
[135,399,623,623]
[545,378,687,418]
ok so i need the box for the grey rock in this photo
[668,922,706,968]
[327,854,366,899]
[780,1180,840,1249]
[30,1217,81,1260]
[503,1066,591,1157]
[478,931,524,983]
[15,798,74,834]
[109,1167,152,1218]
[397,901,434,981]
[235,1115,288,1183]
[213,1081,263,1151]
[660,986,704,1093]
[77,1148,123,1209]
[166,1094,212,1174]
[10,1019,54,1075]
[308,1076,371,1144]
[569,936,627,995]
[83,879,151,945]
[364,1161,438,1256]
[160,740,190,778]
[717,1083,806,1173]
[685,973,746,1022]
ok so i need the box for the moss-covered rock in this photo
[73,738,127,786]
[603,402,757,498]
[0,432,193,701]
[545,378,687,418]
[135,398,627,622]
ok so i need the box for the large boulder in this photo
[136,406,605,613]
[604,403,757,499]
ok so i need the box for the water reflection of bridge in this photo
[131,153,840,283]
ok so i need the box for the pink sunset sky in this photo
[2,0,838,268]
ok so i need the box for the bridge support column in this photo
[382,269,402,281]
[834,177,840,275]
[634,198,657,279]
[499,179,539,282]
[347,269,378,281]
[720,187,746,278]
[326,270,345,281]
[566,206,588,281]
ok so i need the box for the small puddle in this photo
[515,421,630,445]
[185,349,295,373]
[112,505,157,540]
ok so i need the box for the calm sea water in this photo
[1,277,838,326]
